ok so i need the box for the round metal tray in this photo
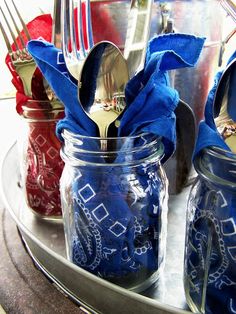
[0,142,192,314]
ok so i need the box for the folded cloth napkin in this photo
[27,34,205,283]
[5,14,52,114]
[186,51,236,314]
[70,142,164,280]
[5,7,122,114]
[193,50,236,159]
[3,14,66,217]
[27,33,205,162]
[24,104,64,217]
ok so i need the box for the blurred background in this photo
[0,0,235,115]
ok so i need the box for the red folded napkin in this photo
[5,14,52,114]
[24,104,64,217]
[5,7,123,218]
[5,6,123,114]
[4,14,61,217]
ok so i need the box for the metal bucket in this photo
[154,0,230,124]
[90,0,234,194]
[91,0,234,124]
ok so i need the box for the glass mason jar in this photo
[184,146,236,314]
[60,130,168,292]
[18,100,65,219]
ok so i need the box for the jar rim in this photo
[61,129,165,167]
[203,146,236,161]
[195,146,236,189]
[62,128,160,141]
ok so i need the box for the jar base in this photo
[28,207,63,222]
[103,266,163,293]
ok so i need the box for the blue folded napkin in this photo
[27,33,205,284]
[186,51,236,314]
[27,33,205,163]
[69,138,164,280]
[186,177,236,314]
[193,50,236,159]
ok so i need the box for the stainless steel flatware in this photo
[42,0,63,101]
[78,41,129,143]
[164,100,196,194]
[61,0,93,80]
[214,58,236,152]
[0,0,36,97]
[52,0,62,49]
[84,0,94,52]
[124,0,153,78]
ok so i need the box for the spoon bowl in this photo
[78,41,129,142]
[214,58,236,152]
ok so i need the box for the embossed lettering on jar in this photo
[60,130,168,292]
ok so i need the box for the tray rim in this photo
[0,141,191,314]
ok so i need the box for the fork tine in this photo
[0,19,14,55]
[0,6,20,50]
[61,0,70,59]
[61,0,84,77]
[52,0,62,48]
[66,0,86,60]
[76,0,86,56]
[61,0,89,79]
[4,0,26,48]
[70,0,78,59]
[84,0,93,52]
[11,0,31,41]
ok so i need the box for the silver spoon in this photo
[214,58,236,152]
[78,41,129,141]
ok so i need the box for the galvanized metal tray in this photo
[0,142,192,314]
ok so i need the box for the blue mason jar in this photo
[60,130,168,292]
[184,146,236,314]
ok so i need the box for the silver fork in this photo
[0,0,36,97]
[42,0,63,102]
[61,0,93,80]
[52,0,62,49]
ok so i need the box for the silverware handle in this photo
[124,0,153,77]
[52,0,62,48]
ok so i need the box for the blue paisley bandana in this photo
[186,176,236,314]
[186,51,236,313]
[27,34,205,285]
[27,33,205,163]
[194,51,236,158]
[68,139,165,280]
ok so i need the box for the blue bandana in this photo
[65,134,165,282]
[27,33,205,286]
[193,51,236,159]
[27,33,205,163]
[186,51,236,313]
